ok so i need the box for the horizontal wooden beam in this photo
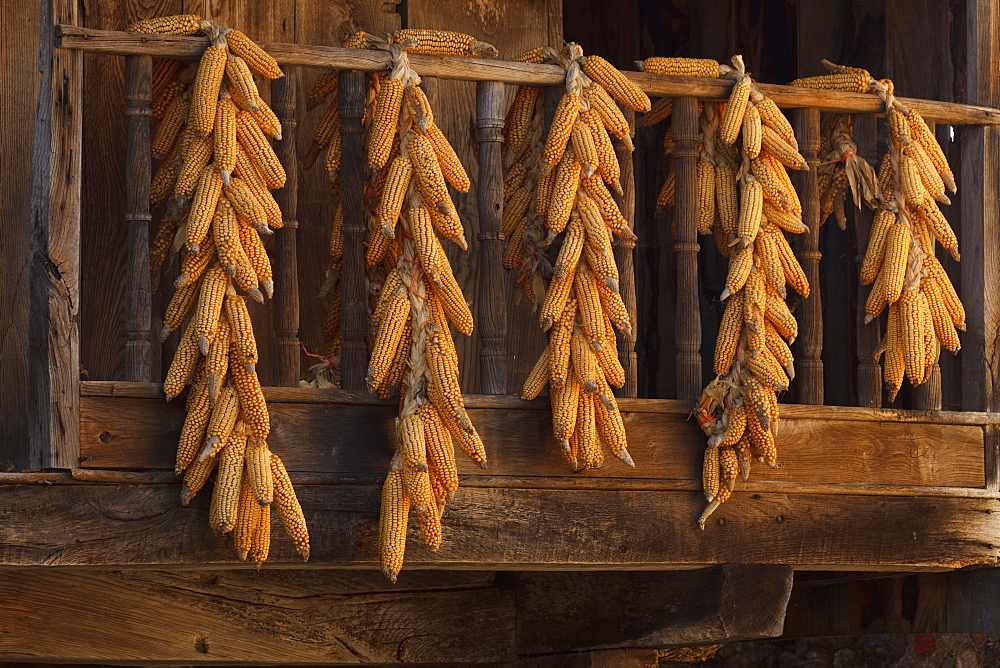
[79,389,987,488]
[81,380,1000,425]
[0,567,790,663]
[55,26,1000,125]
[0,482,996,570]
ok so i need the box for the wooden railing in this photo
[30,25,1000,471]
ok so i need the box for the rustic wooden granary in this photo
[3,0,1000,663]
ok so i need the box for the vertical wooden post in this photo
[612,107,638,399]
[338,71,368,392]
[853,114,881,407]
[475,80,508,395]
[271,70,301,387]
[123,54,153,383]
[961,0,1000,488]
[28,0,82,469]
[672,96,701,403]
[792,108,824,405]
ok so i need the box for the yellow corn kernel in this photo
[211,430,248,533]
[551,375,582,458]
[225,294,259,374]
[198,383,238,462]
[755,96,796,148]
[247,502,271,566]
[722,246,753,301]
[430,260,474,336]
[638,57,720,78]
[504,86,540,167]
[237,111,286,189]
[128,14,202,35]
[907,109,956,194]
[761,125,808,170]
[230,477,256,560]
[542,92,581,167]
[583,55,651,112]
[391,28,497,57]
[738,178,764,244]
[575,391,602,470]
[503,186,531,238]
[581,174,629,235]
[235,146,283,229]
[225,55,260,113]
[226,29,282,79]
[571,328,601,393]
[860,208,896,285]
[919,203,959,260]
[773,227,809,297]
[584,84,633,149]
[230,349,270,438]
[545,152,582,236]
[741,103,762,160]
[521,344,551,400]
[503,161,528,201]
[240,225,273,299]
[205,320,230,404]
[574,265,605,349]
[184,166,223,252]
[580,109,621,191]
[789,70,872,92]
[925,257,966,330]
[697,155,716,234]
[368,287,410,391]
[755,230,786,298]
[368,78,404,171]
[271,453,310,560]
[175,237,216,291]
[248,95,282,140]
[572,118,600,179]
[191,267,227,356]
[703,446,720,502]
[427,123,470,192]
[163,324,200,402]
[377,155,413,236]
[924,278,960,353]
[224,176,267,233]
[152,77,184,119]
[160,278,200,341]
[180,450,217,506]
[899,288,925,384]
[765,293,798,342]
[174,130,214,197]
[719,79,750,146]
[189,44,227,137]
[244,436,273,506]
[378,467,410,583]
[151,93,187,159]
[399,413,435,514]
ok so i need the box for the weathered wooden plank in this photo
[853,114,881,407]
[0,483,995,570]
[337,70,367,391]
[79,380,1000,424]
[0,569,514,664]
[28,0,83,469]
[123,54,153,383]
[55,26,1000,125]
[613,107,638,398]
[516,566,792,653]
[79,393,986,488]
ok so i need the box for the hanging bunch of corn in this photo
[815,114,880,229]
[834,77,960,400]
[302,31,496,582]
[299,29,496,392]
[132,16,308,564]
[500,44,647,470]
[643,56,810,525]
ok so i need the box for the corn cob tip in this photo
[187,243,201,254]
[261,279,275,299]
[720,287,732,301]
[383,565,400,583]
[248,287,265,304]
[256,497,272,507]
[199,336,211,356]
[180,485,194,507]
[610,180,624,196]
[220,170,232,187]
[164,392,176,403]
[617,449,635,467]
[238,549,249,562]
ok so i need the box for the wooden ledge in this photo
[55,26,1000,125]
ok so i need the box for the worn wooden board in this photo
[78,392,986,488]
[0,0,40,469]
[0,566,792,663]
[0,482,996,570]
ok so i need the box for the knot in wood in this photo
[673,242,700,253]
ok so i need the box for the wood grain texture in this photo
[516,566,792,653]
[272,71,301,386]
[78,393,986,489]
[0,0,41,469]
[792,108,823,404]
[613,107,638,398]
[29,0,83,469]
[123,54,153,383]
[337,70,367,391]
[672,96,701,403]
[55,26,1000,125]
[475,79,507,394]
[0,483,996,570]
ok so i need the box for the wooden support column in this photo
[338,71,368,392]
[853,114,881,407]
[28,0,83,469]
[792,108,824,404]
[672,96,701,403]
[271,70,301,387]
[612,107,638,399]
[475,80,507,395]
[961,0,1000,488]
[123,54,153,383]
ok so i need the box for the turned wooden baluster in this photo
[476,80,508,394]
[853,114,881,407]
[673,96,701,403]
[271,70,301,387]
[792,108,824,404]
[612,106,638,399]
[338,71,368,391]
[123,54,153,383]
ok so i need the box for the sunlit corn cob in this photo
[237,111,286,188]
[637,57,720,78]
[211,430,247,533]
[583,55,651,112]
[226,29,283,79]
[789,70,872,92]
[270,454,310,560]
[542,92,580,166]
[391,28,498,57]
[584,84,633,149]
[719,79,750,146]
[128,14,202,35]
[230,349,270,437]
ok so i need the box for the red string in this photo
[818,149,858,166]
[300,341,337,369]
